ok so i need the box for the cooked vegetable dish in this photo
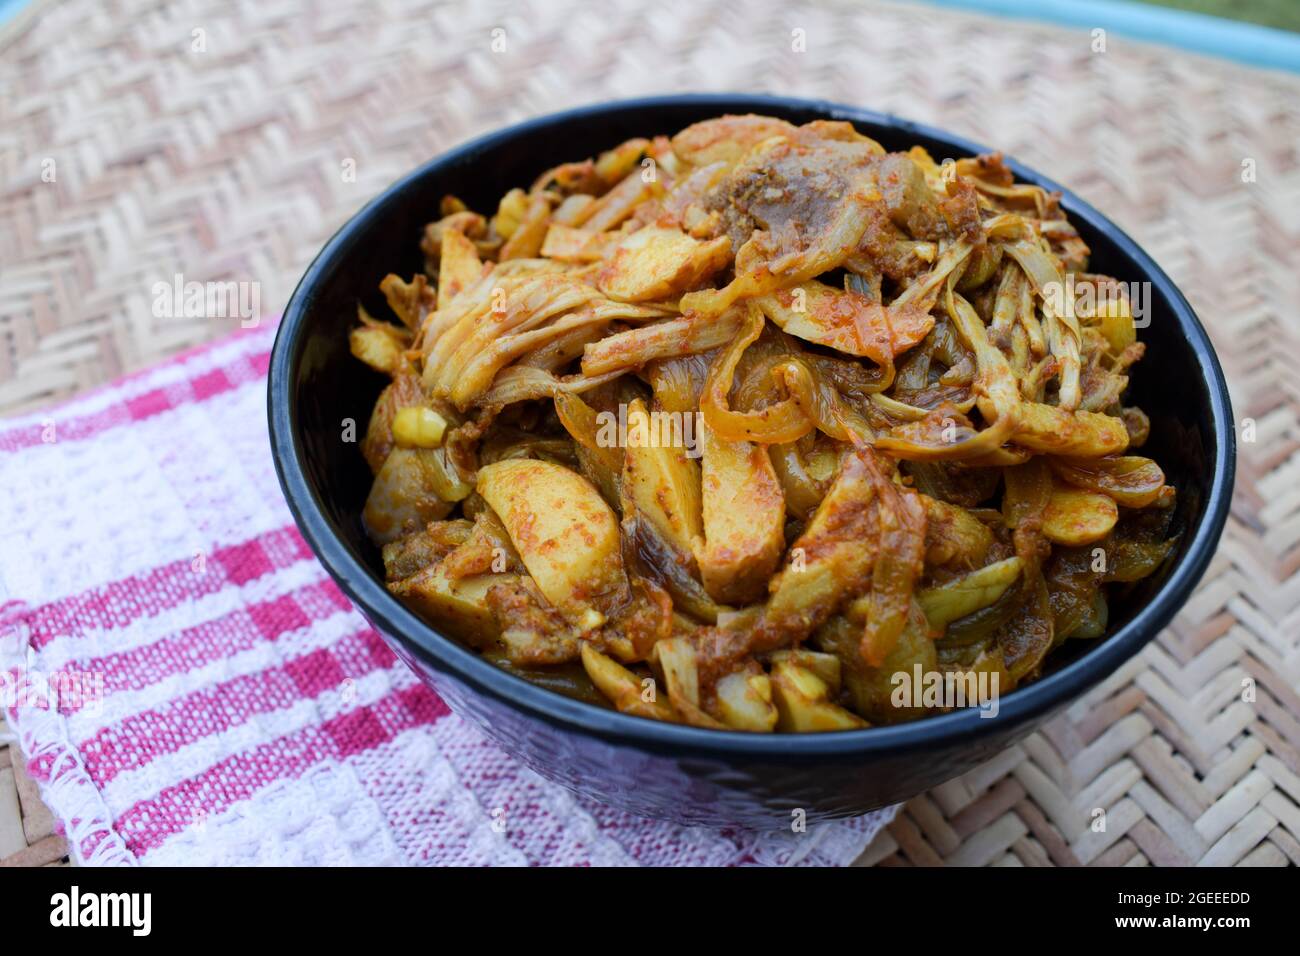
[349,114,1176,731]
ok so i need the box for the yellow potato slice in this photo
[476,459,628,628]
[580,644,676,722]
[652,637,726,729]
[714,670,777,732]
[1014,403,1130,457]
[391,567,518,647]
[769,658,867,732]
[550,193,596,227]
[770,649,842,693]
[1041,485,1119,546]
[362,447,456,544]
[499,193,552,261]
[623,398,704,560]
[597,225,731,302]
[492,188,529,238]
[594,137,651,185]
[349,323,409,376]
[694,421,785,604]
[1095,296,1136,354]
[763,448,883,635]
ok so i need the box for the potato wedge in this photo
[770,657,867,732]
[390,567,519,647]
[1014,402,1130,457]
[363,447,456,544]
[498,192,551,261]
[651,637,726,728]
[581,644,677,722]
[476,459,629,628]
[551,193,596,227]
[714,669,777,732]
[349,323,410,376]
[1095,295,1136,354]
[491,187,529,238]
[1042,485,1118,546]
[769,649,842,693]
[597,225,731,302]
[594,137,651,186]
[694,420,785,604]
[623,398,704,560]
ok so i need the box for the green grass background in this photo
[1136,0,1300,32]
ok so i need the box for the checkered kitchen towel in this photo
[0,322,896,866]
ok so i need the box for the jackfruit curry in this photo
[348,114,1176,732]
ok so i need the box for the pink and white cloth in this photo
[0,322,896,866]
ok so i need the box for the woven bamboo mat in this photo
[1,0,1297,867]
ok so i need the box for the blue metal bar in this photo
[911,0,1300,73]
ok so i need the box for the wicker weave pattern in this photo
[1,0,1297,866]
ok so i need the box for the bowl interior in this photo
[277,95,1230,735]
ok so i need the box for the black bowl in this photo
[268,94,1234,827]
